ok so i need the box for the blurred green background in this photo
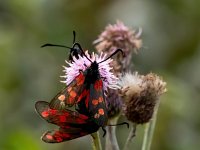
[0,0,200,150]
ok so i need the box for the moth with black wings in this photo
[35,35,127,143]
[50,44,123,126]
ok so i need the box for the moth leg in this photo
[101,127,107,137]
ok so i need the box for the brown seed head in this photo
[117,72,167,124]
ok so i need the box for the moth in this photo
[48,45,123,127]
[35,33,125,143]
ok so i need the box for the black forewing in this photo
[49,72,86,110]
[88,79,108,127]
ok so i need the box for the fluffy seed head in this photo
[117,72,167,124]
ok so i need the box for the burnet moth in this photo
[48,43,123,127]
[35,32,126,143]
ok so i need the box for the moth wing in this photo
[35,101,99,143]
[35,101,89,127]
[49,72,86,110]
[42,124,99,143]
[88,79,108,127]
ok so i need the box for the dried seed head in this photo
[117,72,167,124]
[94,21,142,74]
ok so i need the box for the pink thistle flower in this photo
[61,51,118,91]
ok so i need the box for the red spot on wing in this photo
[54,132,63,142]
[56,137,63,142]
[77,89,89,105]
[67,87,72,92]
[92,99,99,105]
[50,109,57,115]
[59,116,66,122]
[65,89,77,105]
[58,95,65,101]
[54,131,70,142]
[76,73,85,86]
[63,112,70,117]
[46,134,53,140]
[94,80,103,91]
[98,97,103,103]
[68,97,74,105]
[98,108,104,115]
[41,111,49,118]
[69,90,77,98]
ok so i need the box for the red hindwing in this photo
[35,101,99,143]
[35,101,90,126]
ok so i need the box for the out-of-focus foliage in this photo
[0,0,199,150]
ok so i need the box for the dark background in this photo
[0,0,200,150]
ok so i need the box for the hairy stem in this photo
[123,123,137,150]
[105,117,120,150]
[141,99,161,150]
[91,131,102,150]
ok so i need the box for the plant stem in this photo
[91,131,102,150]
[123,123,137,150]
[105,117,120,150]
[141,99,161,150]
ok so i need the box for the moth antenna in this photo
[108,122,129,128]
[41,43,72,49]
[98,49,124,64]
[73,42,92,63]
[73,30,76,44]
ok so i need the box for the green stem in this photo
[123,123,137,150]
[91,131,102,150]
[141,99,161,150]
[105,117,120,150]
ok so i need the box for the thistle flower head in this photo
[94,20,142,55]
[61,51,118,91]
[94,21,142,75]
[117,72,167,124]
